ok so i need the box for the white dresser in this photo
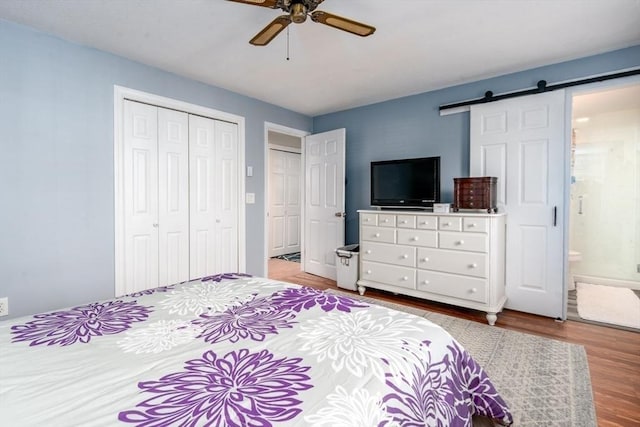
[357,210,507,325]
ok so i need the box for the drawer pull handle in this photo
[470,263,477,268]
[457,240,465,245]
[366,270,372,275]
[402,254,409,259]
[470,288,478,293]
[469,223,476,228]
[422,257,429,262]
[400,220,406,224]
[444,222,451,226]
[375,233,380,237]
[382,219,388,223]
[402,276,409,281]
[423,280,430,285]
[413,236,419,241]
[366,250,372,254]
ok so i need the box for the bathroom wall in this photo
[570,107,640,285]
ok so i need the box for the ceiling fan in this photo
[228,0,376,46]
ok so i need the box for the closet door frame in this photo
[114,86,246,296]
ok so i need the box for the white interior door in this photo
[123,100,159,295]
[269,149,301,257]
[470,90,565,318]
[304,128,346,280]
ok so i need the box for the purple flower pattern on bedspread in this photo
[192,295,297,344]
[383,341,513,426]
[269,286,369,312]
[2,275,512,426]
[10,300,152,346]
[118,348,313,426]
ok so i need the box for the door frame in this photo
[563,74,640,317]
[113,85,247,295]
[263,122,309,276]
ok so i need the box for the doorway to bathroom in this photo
[567,81,640,331]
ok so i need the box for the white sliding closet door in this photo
[158,108,190,286]
[120,100,239,295]
[123,101,159,294]
[189,115,239,279]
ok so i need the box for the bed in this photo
[0,274,513,426]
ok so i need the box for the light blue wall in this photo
[0,19,312,319]
[313,45,640,244]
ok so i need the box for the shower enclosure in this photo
[570,84,640,289]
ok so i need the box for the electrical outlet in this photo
[0,297,8,317]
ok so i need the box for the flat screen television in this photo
[371,156,441,208]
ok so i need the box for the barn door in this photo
[470,91,565,318]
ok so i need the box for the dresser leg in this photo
[486,312,498,326]
[357,285,366,296]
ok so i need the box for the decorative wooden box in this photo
[453,177,498,213]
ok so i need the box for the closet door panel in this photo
[215,121,239,272]
[158,108,189,286]
[123,100,159,294]
[189,115,217,279]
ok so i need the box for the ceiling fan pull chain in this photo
[286,25,290,61]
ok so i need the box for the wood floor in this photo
[268,258,640,427]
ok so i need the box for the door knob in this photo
[335,212,346,218]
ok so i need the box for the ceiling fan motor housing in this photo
[290,3,307,23]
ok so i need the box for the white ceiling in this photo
[1,0,639,116]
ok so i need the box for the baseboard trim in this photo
[574,275,640,290]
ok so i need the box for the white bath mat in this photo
[576,282,640,329]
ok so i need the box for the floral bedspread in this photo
[0,274,512,426]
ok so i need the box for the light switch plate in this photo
[246,193,255,204]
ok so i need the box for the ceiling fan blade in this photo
[227,0,278,8]
[250,15,292,46]
[310,11,376,37]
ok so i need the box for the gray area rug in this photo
[327,289,597,427]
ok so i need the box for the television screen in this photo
[371,156,440,207]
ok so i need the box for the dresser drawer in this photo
[360,213,377,226]
[396,215,416,228]
[416,216,437,230]
[361,242,415,267]
[417,247,487,278]
[361,261,416,290]
[438,216,462,231]
[417,270,487,303]
[397,229,437,248]
[361,226,395,243]
[439,231,488,252]
[377,214,396,227]
[462,217,489,233]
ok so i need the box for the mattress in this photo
[0,274,513,426]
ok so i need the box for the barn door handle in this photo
[553,206,557,227]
